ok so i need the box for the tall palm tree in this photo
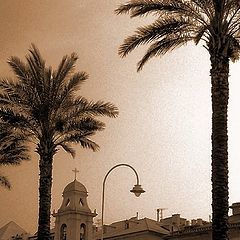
[0,124,29,189]
[115,1,240,239]
[0,45,119,240]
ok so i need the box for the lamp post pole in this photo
[101,163,145,240]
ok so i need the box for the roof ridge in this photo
[0,221,27,239]
[144,218,150,230]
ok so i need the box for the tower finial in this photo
[72,168,79,180]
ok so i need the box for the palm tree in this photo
[115,1,240,239]
[0,124,29,189]
[0,45,119,240]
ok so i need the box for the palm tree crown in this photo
[0,45,118,239]
[116,0,240,70]
[0,45,118,154]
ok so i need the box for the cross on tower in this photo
[72,168,79,180]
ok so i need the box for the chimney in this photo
[197,218,203,226]
[191,219,197,226]
[156,208,167,221]
[172,214,180,226]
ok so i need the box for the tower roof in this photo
[63,179,87,194]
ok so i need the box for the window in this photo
[80,223,86,240]
[60,224,67,240]
[65,199,70,207]
[125,220,129,229]
[79,198,84,206]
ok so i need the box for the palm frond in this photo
[0,79,21,99]
[28,44,45,68]
[53,71,88,110]
[0,149,30,165]
[25,50,45,103]
[119,17,192,57]
[0,107,27,124]
[66,117,106,132]
[43,66,52,99]
[0,83,26,109]
[0,80,42,137]
[78,137,100,152]
[228,36,240,61]
[0,107,32,127]
[194,25,209,44]
[191,0,214,19]
[227,5,240,35]
[0,78,42,110]
[66,71,88,93]
[54,117,106,145]
[63,133,100,152]
[52,53,78,95]
[58,131,99,151]
[0,108,40,140]
[55,97,119,121]
[79,100,119,118]
[115,0,185,17]
[7,56,29,83]
[0,135,30,165]
[61,96,89,112]
[115,0,208,25]
[137,35,193,71]
[0,175,11,189]
[56,53,78,80]
[58,143,76,158]
[0,125,30,165]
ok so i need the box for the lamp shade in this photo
[130,184,145,197]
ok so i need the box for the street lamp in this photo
[101,163,145,240]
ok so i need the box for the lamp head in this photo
[130,184,145,197]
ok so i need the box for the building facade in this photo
[163,203,240,240]
[94,216,169,240]
[1,179,239,240]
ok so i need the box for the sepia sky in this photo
[0,0,239,234]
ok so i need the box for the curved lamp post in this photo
[101,163,145,240]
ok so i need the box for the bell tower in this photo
[53,169,97,240]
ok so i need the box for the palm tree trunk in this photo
[210,53,229,240]
[37,150,53,240]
